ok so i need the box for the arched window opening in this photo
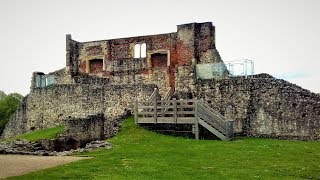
[134,43,147,58]
[134,44,141,58]
[141,43,146,58]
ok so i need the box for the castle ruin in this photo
[2,22,320,140]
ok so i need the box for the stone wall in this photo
[177,22,223,66]
[1,113,116,154]
[174,66,197,99]
[104,68,170,97]
[60,114,105,145]
[4,71,320,140]
[195,74,320,140]
[1,96,29,138]
[30,68,73,91]
[49,68,73,85]
[1,79,156,139]
[66,34,81,76]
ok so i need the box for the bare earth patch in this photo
[0,155,89,178]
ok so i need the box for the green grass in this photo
[10,116,320,179]
[5,126,64,142]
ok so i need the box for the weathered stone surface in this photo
[61,114,105,143]
[0,139,112,156]
[0,139,42,155]
[1,80,155,139]
[192,74,320,140]
[85,140,112,150]
[1,112,128,155]
[174,66,197,99]
[2,22,319,141]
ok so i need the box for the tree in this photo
[8,93,24,101]
[0,91,5,100]
[0,92,23,135]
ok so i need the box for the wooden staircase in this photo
[134,89,234,140]
[196,102,233,140]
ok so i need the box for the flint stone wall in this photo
[30,68,73,90]
[1,96,29,139]
[195,74,320,140]
[46,113,121,152]
[174,66,197,99]
[1,81,155,139]
[107,68,171,96]
[61,114,105,144]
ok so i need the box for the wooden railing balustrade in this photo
[134,97,234,140]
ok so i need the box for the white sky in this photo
[0,0,319,95]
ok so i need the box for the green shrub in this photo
[0,92,23,135]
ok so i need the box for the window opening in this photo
[151,53,168,68]
[134,43,147,58]
[89,59,103,73]
[141,43,146,58]
[134,44,141,58]
[36,75,55,87]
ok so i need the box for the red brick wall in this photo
[79,31,199,73]
[109,33,176,61]
[86,46,103,56]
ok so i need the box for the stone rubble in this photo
[0,139,112,156]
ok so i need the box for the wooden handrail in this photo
[163,87,171,101]
[134,98,234,140]
[197,101,233,137]
[148,88,158,101]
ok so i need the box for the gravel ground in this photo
[0,155,89,178]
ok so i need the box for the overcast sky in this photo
[1,0,319,95]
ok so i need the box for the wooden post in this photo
[161,98,164,117]
[134,101,138,124]
[173,98,177,124]
[225,120,233,140]
[194,99,199,140]
[154,88,158,100]
[154,97,157,124]
[225,121,229,141]
[230,121,234,139]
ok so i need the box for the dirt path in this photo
[0,155,89,179]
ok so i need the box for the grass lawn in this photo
[9,116,320,179]
[3,126,64,142]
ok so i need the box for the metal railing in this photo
[225,59,255,78]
